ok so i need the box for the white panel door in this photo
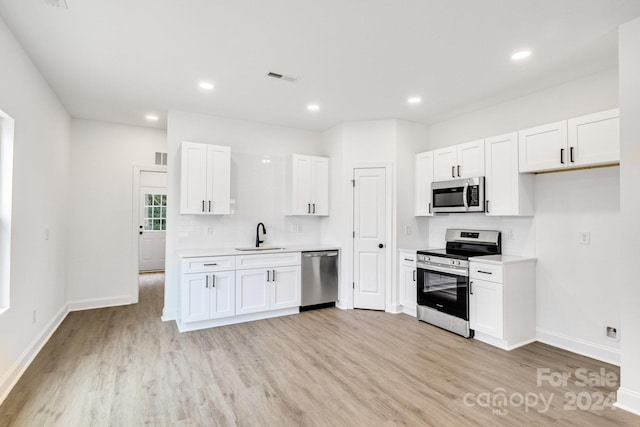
[353,168,386,310]
[235,269,270,315]
[270,265,301,310]
[181,273,210,323]
[432,146,457,181]
[311,156,329,215]
[518,121,568,172]
[210,271,235,319]
[207,144,231,214]
[180,141,208,213]
[469,279,504,338]
[457,139,485,178]
[139,183,167,272]
[568,109,620,167]
[415,151,434,216]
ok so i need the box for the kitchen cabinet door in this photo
[432,146,457,182]
[270,265,301,310]
[311,156,329,215]
[401,265,416,315]
[485,132,534,216]
[469,278,504,339]
[180,142,209,214]
[457,139,485,178]
[415,151,434,216]
[518,121,568,172]
[181,273,210,323]
[180,141,230,214]
[568,108,619,168]
[210,271,235,319]
[235,268,270,315]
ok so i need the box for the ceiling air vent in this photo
[266,72,299,83]
[43,0,69,9]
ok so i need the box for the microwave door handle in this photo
[462,182,469,210]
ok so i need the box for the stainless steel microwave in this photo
[431,177,485,213]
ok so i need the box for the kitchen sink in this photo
[234,247,286,251]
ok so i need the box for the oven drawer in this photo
[470,262,503,283]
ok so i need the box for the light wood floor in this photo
[1,274,638,426]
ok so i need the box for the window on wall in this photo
[143,193,166,231]
[0,110,15,314]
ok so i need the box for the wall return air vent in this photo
[266,72,299,83]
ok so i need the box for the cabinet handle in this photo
[570,146,575,163]
[204,263,218,266]
[404,258,413,262]
[457,165,460,177]
[451,166,455,178]
[312,203,316,214]
[211,274,216,288]
[413,270,416,282]
[560,148,565,164]
[205,275,209,288]
[272,270,276,282]
[308,203,311,214]
[470,281,473,295]
[266,270,270,282]
[202,200,205,212]
[486,200,490,213]
[209,200,212,212]
[477,270,493,275]
[428,202,431,214]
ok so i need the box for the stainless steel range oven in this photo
[417,229,501,338]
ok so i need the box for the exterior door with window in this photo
[139,171,167,272]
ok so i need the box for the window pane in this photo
[144,219,153,230]
[161,207,166,218]
[146,207,153,218]
[161,219,166,231]
[153,207,161,218]
[145,194,153,205]
[161,195,167,205]
[153,219,161,230]
[154,195,162,205]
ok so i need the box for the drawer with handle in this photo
[182,256,236,273]
[469,262,503,283]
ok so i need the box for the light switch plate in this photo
[579,231,590,245]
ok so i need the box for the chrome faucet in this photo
[256,223,267,247]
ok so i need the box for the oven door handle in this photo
[417,263,468,277]
[462,182,469,211]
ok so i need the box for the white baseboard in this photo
[387,304,402,314]
[335,300,350,310]
[615,387,640,416]
[0,304,69,405]
[537,328,620,366]
[67,295,132,312]
[161,307,177,321]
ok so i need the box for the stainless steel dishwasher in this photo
[301,250,339,310]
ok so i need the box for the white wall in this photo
[0,17,71,401]
[67,119,167,308]
[426,68,620,363]
[164,110,323,320]
[618,16,640,415]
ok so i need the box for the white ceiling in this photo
[1,0,640,131]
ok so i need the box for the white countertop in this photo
[178,245,341,258]
[469,254,537,265]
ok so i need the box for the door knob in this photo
[378,243,384,249]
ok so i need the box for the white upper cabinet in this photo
[180,141,231,214]
[519,109,619,173]
[485,132,534,216]
[433,140,485,181]
[568,108,620,167]
[518,121,568,173]
[286,154,329,216]
[415,151,434,216]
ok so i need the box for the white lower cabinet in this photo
[469,257,536,350]
[399,251,417,316]
[179,252,302,331]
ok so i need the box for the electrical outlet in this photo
[289,223,299,233]
[579,232,590,245]
[507,229,515,240]
[405,226,412,236]
[606,326,619,341]
[207,226,213,235]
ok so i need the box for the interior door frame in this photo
[131,164,167,304]
[348,162,394,311]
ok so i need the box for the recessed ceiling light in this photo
[199,81,215,90]
[408,97,422,104]
[511,50,532,61]
[307,104,320,111]
[145,114,159,121]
